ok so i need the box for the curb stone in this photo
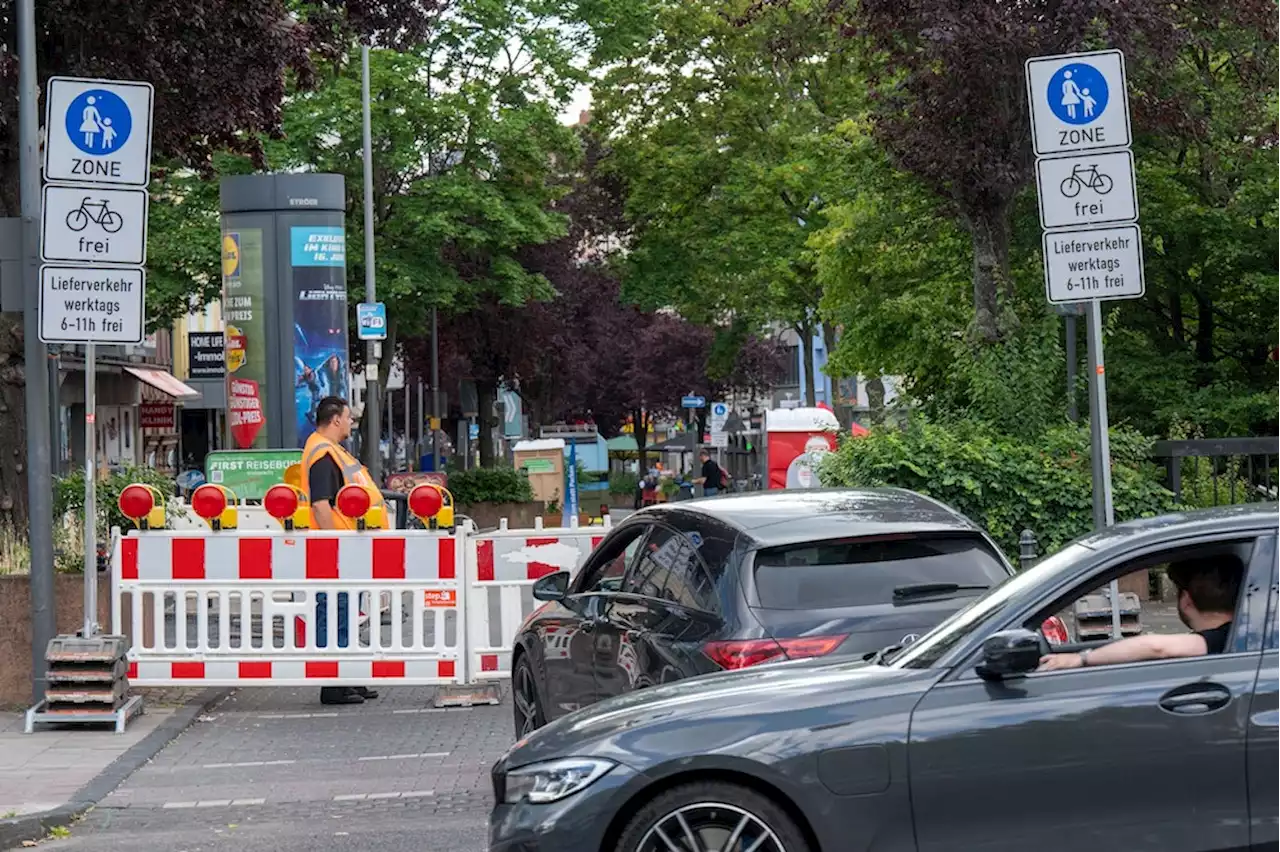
[0,688,231,850]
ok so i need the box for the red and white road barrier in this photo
[467,516,608,680]
[110,516,611,689]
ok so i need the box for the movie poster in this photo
[291,226,350,448]
[222,229,269,449]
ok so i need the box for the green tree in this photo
[595,0,865,404]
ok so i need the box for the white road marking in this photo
[356,752,450,762]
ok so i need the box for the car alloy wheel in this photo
[637,802,787,852]
[512,657,543,738]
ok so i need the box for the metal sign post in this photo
[41,77,153,640]
[1028,49,1142,640]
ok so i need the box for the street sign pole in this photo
[360,44,381,484]
[82,343,96,637]
[39,75,153,654]
[18,0,57,703]
[1028,48,1139,640]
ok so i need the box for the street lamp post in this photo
[361,44,381,483]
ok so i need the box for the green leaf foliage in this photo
[55,466,180,544]
[818,420,1180,561]
[446,466,535,505]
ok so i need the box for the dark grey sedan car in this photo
[490,504,1279,852]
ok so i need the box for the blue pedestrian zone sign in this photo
[1047,63,1110,125]
[356,302,387,340]
[65,89,133,156]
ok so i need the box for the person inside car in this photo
[1038,554,1242,671]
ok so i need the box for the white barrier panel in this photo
[466,516,610,680]
[112,529,465,687]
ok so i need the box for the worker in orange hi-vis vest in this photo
[301,396,384,706]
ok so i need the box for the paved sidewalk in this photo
[0,688,227,848]
[43,686,512,851]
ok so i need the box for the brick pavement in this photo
[47,686,515,851]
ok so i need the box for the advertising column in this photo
[222,229,270,448]
[290,226,350,447]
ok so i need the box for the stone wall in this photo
[0,573,112,709]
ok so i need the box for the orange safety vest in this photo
[301,432,386,530]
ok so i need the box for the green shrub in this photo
[55,465,178,539]
[446,466,535,505]
[819,419,1180,561]
[609,472,640,496]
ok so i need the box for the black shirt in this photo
[700,459,722,487]
[309,455,344,505]
[1198,621,1232,655]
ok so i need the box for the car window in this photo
[1268,550,1278,652]
[752,534,1009,610]
[576,525,648,594]
[663,513,738,581]
[623,526,716,611]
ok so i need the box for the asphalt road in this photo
[44,686,510,852]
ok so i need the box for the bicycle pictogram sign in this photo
[66,197,124,233]
[1060,163,1113,198]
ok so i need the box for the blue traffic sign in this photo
[65,89,133,156]
[356,302,387,340]
[1047,63,1109,126]
[682,395,706,409]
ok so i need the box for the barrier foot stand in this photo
[432,683,502,709]
[25,694,145,735]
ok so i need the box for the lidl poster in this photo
[291,226,350,448]
[222,229,269,448]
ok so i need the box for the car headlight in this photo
[502,757,615,804]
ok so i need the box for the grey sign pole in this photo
[82,344,97,637]
[1086,299,1123,638]
[18,0,57,701]
[360,44,381,484]
[431,306,440,474]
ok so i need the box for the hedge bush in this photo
[55,465,179,539]
[446,466,535,505]
[819,419,1180,561]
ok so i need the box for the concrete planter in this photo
[0,573,111,709]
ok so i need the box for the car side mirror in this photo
[532,571,570,602]
[976,629,1048,681]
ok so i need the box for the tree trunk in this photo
[632,406,650,472]
[798,322,816,407]
[476,378,499,467]
[1194,293,1214,363]
[969,209,1011,344]
[866,375,886,426]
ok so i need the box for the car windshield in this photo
[888,543,1093,668]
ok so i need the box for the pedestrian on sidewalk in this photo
[303,396,382,706]
[693,449,725,497]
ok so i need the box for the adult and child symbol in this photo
[67,89,133,155]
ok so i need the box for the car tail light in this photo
[704,635,848,670]
[1041,616,1070,646]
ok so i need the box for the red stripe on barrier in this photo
[306,537,340,579]
[591,536,603,549]
[372,660,405,678]
[172,538,206,580]
[372,538,406,579]
[438,660,455,679]
[525,537,559,580]
[239,538,272,579]
[294,616,306,648]
[239,661,272,679]
[438,536,456,580]
[127,661,138,679]
[306,661,339,678]
[481,654,498,672]
[121,538,139,580]
[171,662,205,679]
[477,540,494,582]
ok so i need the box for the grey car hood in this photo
[500,657,930,770]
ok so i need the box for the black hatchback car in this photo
[509,488,1023,737]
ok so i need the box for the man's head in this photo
[316,396,352,441]
[699,449,710,462]
[1167,554,1243,628]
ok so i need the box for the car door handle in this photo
[1159,684,1232,715]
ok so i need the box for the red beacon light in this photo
[191,484,234,530]
[118,484,157,529]
[264,484,305,529]
[335,484,374,529]
[408,483,443,520]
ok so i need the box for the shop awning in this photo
[124,366,201,399]
[606,435,638,453]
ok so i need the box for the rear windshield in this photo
[752,535,1010,610]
